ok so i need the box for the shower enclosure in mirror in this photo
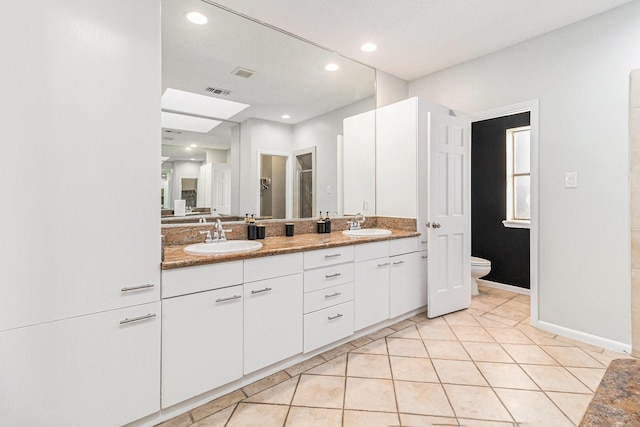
[160,0,376,223]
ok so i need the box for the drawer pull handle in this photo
[121,284,154,292]
[325,273,341,278]
[251,287,272,295]
[324,253,342,258]
[421,240,427,244]
[328,313,343,320]
[377,262,390,267]
[216,295,242,303]
[422,255,428,259]
[325,292,342,299]
[393,260,405,265]
[120,313,156,325]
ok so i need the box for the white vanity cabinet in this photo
[161,261,244,408]
[161,285,243,408]
[389,238,422,318]
[0,302,161,427]
[354,241,390,331]
[243,253,303,374]
[303,247,355,353]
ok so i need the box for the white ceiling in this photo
[211,0,631,81]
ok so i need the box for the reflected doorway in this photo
[293,147,316,218]
[180,178,198,208]
[260,154,287,219]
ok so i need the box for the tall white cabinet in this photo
[0,1,162,425]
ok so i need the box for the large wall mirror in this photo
[161,0,376,223]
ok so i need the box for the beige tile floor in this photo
[158,285,635,427]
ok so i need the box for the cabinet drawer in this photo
[162,261,243,298]
[304,263,354,292]
[304,301,354,353]
[390,237,419,256]
[304,246,354,270]
[244,253,303,283]
[304,283,353,314]
[354,241,389,262]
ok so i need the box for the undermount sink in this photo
[342,228,392,237]
[184,240,263,255]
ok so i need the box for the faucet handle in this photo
[199,230,214,243]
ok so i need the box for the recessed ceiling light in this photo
[190,144,198,147]
[281,114,290,119]
[361,43,377,52]
[190,158,196,161]
[185,11,207,25]
[185,147,192,151]
[324,63,339,72]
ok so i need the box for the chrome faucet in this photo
[199,230,215,243]
[348,213,366,230]
[214,218,232,242]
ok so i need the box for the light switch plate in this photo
[565,172,578,188]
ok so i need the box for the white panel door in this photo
[427,115,471,318]
[212,164,232,215]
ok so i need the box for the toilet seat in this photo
[471,256,491,266]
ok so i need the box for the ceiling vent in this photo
[232,67,255,79]
[205,86,232,96]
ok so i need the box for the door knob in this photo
[426,222,431,228]
[432,221,441,229]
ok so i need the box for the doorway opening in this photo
[470,100,539,325]
[259,154,288,219]
[293,147,316,218]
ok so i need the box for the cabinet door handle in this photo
[216,295,242,303]
[393,260,405,265]
[324,253,341,258]
[121,284,154,292]
[422,255,428,259]
[325,292,342,299]
[421,240,427,244]
[327,313,343,320]
[377,262,390,267]
[251,287,272,295]
[325,272,341,278]
[119,313,156,325]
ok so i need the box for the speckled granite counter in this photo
[162,229,419,270]
[580,359,640,426]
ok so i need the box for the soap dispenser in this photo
[324,211,332,233]
[247,214,257,240]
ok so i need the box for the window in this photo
[504,126,531,229]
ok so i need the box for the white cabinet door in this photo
[420,251,428,307]
[389,252,421,318]
[1,0,161,332]
[244,274,303,374]
[162,286,243,408]
[376,98,418,217]
[0,303,160,427]
[354,257,390,330]
[427,114,471,318]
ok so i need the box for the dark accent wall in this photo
[472,112,530,289]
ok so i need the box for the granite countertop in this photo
[162,229,420,270]
[580,358,640,426]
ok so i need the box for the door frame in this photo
[469,99,540,326]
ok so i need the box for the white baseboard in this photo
[478,279,530,296]
[536,320,632,354]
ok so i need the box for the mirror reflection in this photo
[161,0,376,223]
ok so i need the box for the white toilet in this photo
[470,256,491,296]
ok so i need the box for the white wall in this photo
[376,70,409,108]
[409,2,640,345]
